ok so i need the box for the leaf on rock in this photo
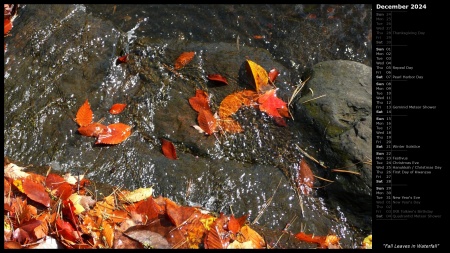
[161,138,177,160]
[227,215,241,234]
[207,74,228,85]
[218,90,258,119]
[257,89,287,118]
[197,109,218,135]
[121,187,154,203]
[78,122,108,137]
[115,54,129,66]
[268,68,279,83]
[204,213,230,249]
[165,198,197,227]
[297,159,315,195]
[75,99,93,127]
[22,178,51,207]
[174,51,195,70]
[4,18,13,36]
[96,123,132,145]
[218,117,243,134]
[109,103,127,114]
[246,60,273,93]
[135,196,163,222]
[294,232,339,249]
[189,89,210,113]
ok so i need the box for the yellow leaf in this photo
[13,179,24,193]
[122,187,153,203]
[246,60,272,93]
[68,193,86,215]
[200,217,216,230]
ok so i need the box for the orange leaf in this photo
[109,103,127,114]
[207,74,228,85]
[174,51,195,70]
[246,60,272,93]
[227,215,241,234]
[218,117,243,134]
[294,232,334,249]
[165,198,197,227]
[75,99,93,127]
[268,68,279,83]
[161,138,177,160]
[239,225,265,249]
[257,89,287,118]
[204,213,230,249]
[115,54,128,66]
[297,159,315,195]
[189,89,210,113]
[96,123,132,145]
[197,109,218,135]
[218,90,258,119]
[22,178,51,207]
[135,196,163,222]
[4,19,13,36]
[78,122,108,137]
[45,174,74,201]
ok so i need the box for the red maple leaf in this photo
[257,89,287,118]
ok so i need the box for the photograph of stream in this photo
[4,4,372,249]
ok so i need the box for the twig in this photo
[252,178,282,225]
[295,144,327,169]
[301,94,326,104]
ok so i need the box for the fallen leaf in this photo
[4,163,29,179]
[246,60,273,93]
[218,117,243,134]
[189,89,210,113]
[174,51,195,70]
[109,103,127,114]
[124,226,171,249]
[204,213,230,249]
[161,138,177,160]
[218,90,258,119]
[55,217,80,244]
[239,225,265,248]
[4,18,13,36]
[294,232,339,249]
[22,178,51,207]
[115,54,129,65]
[75,99,93,127]
[122,187,154,203]
[207,74,228,85]
[197,109,218,135]
[78,122,108,137]
[46,173,74,201]
[257,89,288,118]
[268,68,279,83]
[297,159,315,195]
[96,123,132,145]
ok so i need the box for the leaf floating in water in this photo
[115,54,129,65]
[207,74,228,85]
[174,51,195,70]
[294,232,340,249]
[78,122,108,137]
[75,99,93,127]
[96,123,132,145]
[109,103,127,115]
[218,90,258,119]
[161,138,177,160]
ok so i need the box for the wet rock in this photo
[294,60,372,225]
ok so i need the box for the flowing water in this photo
[4,4,372,248]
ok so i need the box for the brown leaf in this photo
[204,213,230,249]
[124,227,171,249]
[189,89,210,113]
[45,173,74,201]
[239,225,265,248]
[218,117,243,134]
[174,51,195,70]
[197,109,217,135]
[96,123,132,145]
[135,196,164,222]
[165,198,197,227]
[109,103,127,114]
[297,159,315,195]
[22,178,51,207]
[268,68,279,83]
[161,138,177,160]
[75,99,93,127]
[227,215,241,234]
[207,74,228,85]
[55,217,80,244]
